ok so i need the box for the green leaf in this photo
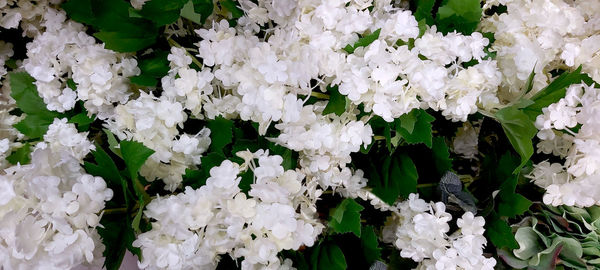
[68,112,94,131]
[329,198,364,237]
[495,106,537,173]
[6,143,31,165]
[103,128,122,158]
[98,217,138,270]
[397,110,417,134]
[523,66,595,120]
[497,173,532,218]
[85,144,131,208]
[220,0,243,19]
[181,0,213,24]
[413,0,435,25]
[94,30,158,52]
[395,109,435,148]
[182,169,206,189]
[323,85,347,116]
[207,116,234,155]
[361,226,382,265]
[61,0,96,25]
[140,0,188,26]
[120,140,155,182]
[524,67,536,94]
[487,213,519,249]
[432,137,453,174]
[9,72,54,115]
[310,242,347,270]
[343,29,381,54]
[129,75,157,87]
[13,114,56,139]
[435,0,482,34]
[370,153,418,204]
[131,198,147,233]
[139,51,170,77]
[8,73,58,138]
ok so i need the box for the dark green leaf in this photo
[435,0,482,34]
[310,242,347,270]
[6,143,31,165]
[497,175,532,218]
[343,29,381,54]
[61,0,96,25]
[98,217,138,270]
[182,169,206,189]
[68,112,94,131]
[323,85,347,116]
[395,109,435,148]
[207,116,234,155]
[432,137,453,174]
[120,141,154,206]
[94,30,158,52]
[130,75,158,87]
[138,51,170,77]
[486,213,519,249]
[413,0,435,25]
[495,106,537,173]
[329,198,364,237]
[221,0,243,19]
[361,226,382,265]
[140,0,188,26]
[370,153,418,204]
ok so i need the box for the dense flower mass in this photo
[1,0,600,269]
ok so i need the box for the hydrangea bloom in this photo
[133,150,323,269]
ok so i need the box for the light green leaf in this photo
[514,227,543,260]
[495,106,537,173]
[329,198,364,237]
[343,29,381,54]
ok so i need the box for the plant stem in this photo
[103,207,128,215]
[310,91,330,99]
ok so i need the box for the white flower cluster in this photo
[133,150,323,270]
[0,120,112,269]
[22,8,139,117]
[383,194,496,270]
[104,45,213,190]
[0,40,12,77]
[482,0,600,98]
[528,83,600,207]
[0,0,62,36]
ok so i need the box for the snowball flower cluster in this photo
[0,121,112,269]
[22,8,139,117]
[383,194,496,269]
[133,150,323,270]
[528,83,600,207]
[481,0,600,99]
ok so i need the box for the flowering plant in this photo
[1,0,600,269]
